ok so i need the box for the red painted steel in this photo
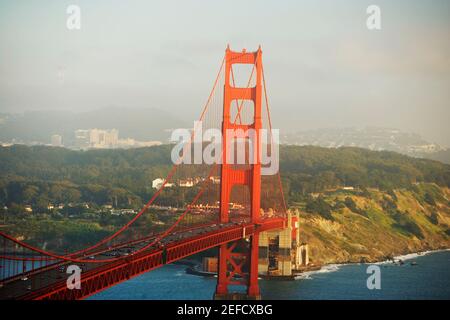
[0,47,287,300]
[216,46,264,299]
[17,219,284,300]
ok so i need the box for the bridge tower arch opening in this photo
[215,46,263,300]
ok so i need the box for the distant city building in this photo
[282,127,443,157]
[74,128,161,149]
[110,208,136,215]
[110,209,121,216]
[89,128,119,148]
[179,179,195,187]
[117,138,162,148]
[152,178,174,189]
[51,134,63,147]
[74,128,118,149]
[1,142,13,147]
[154,177,209,188]
[75,129,90,148]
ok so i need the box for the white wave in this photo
[395,249,449,262]
[294,273,312,280]
[294,249,450,280]
[373,248,450,265]
[373,260,391,265]
[294,264,341,280]
[394,252,421,261]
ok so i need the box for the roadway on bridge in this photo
[0,222,240,299]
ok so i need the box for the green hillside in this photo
[293,184,450,264]
[0,144,449,261]
[0,144,448,209]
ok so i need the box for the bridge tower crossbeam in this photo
[215,46,263,300]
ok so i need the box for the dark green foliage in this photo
[358,187,372,198]
[344,197,358,211]
[391,210,424,239]
[344,197,367,216]
[60,204,89,217]
[427,210,439,225]
[305,195,334,220]
[280,146,450,196]
[0,145,175,208]
[424,193,436,206]
[387,189,398,202]
[409,183,446,206]
[333,199,346,210]
[381,195,397,212]
[0,144,449,210]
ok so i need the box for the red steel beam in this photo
[16,218,284,300]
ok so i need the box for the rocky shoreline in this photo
[176,248,450,281]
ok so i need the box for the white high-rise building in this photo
[51,134,63,147]
[73,128,161,149]
[74,129,120,149]
[105,129,119,146]
[75,129,90,148]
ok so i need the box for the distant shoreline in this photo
[294,248,450,280]
[178,249,450,281]
[386,248,450,263]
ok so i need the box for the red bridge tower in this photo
[215,46,263,300]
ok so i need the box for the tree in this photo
[305,195,333,220]
[424,192,436,206]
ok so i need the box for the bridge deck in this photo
[0,218,285,300]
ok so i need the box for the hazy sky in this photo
[0,0,449,146]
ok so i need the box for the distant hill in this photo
[0,107,188,144]
[424,149,450,165]
[280,145,450,199]
[0,144,449,262]
[295,186,450,264]
[281,127,446,160]
[0,144,448,207]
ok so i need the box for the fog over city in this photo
[0,0,449,146]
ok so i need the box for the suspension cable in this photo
[261,63,288,214]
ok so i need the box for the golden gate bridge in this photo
[0,46,294,300]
